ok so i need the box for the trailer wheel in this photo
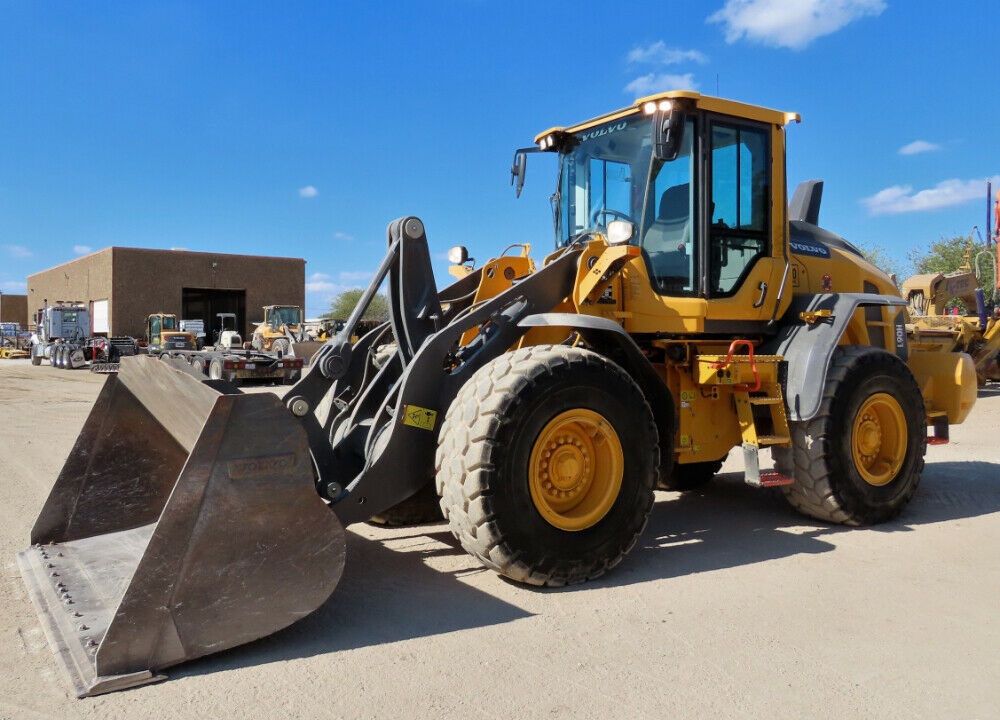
[657,458,724,491]
[191,357,206,376]
[774,346,925,525]
[436,345,658,586]
[208,358,224,381]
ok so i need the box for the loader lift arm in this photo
[287,217,588,525]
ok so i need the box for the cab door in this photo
[701,116,784,327]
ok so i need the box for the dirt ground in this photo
[1,358,998,720]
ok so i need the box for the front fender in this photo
[518,313,675,474]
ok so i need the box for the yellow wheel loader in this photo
[251,304,306,355]
[18,91,977,697]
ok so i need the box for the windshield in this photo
[555,113,698,295]
[555,114,654,246]
[270,306,302,327]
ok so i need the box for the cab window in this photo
[641,117,696,295]
[709,122,770,296]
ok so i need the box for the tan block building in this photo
[27,247,305,340]
[0,293,28,327]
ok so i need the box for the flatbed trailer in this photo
[160,347,304,385]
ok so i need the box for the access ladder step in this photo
[756,434,791,446]
[749,396,783,406]
[758,471,794,487]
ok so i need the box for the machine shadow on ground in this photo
[173,521,530,682]
[175,456,999,683]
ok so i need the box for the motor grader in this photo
[18,91,977,697]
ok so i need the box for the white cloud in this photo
[305,272,338,293]
[861,176,1000,215]
[333,231,355,243]
[305,270,374,294]
[1,280,27,293]
[708,0,886,50]
[627,42,708,65]
[299,185,319,198]
[3,244,32,259]
[73,245,93,255]
[898,140,941,156]
[625,73,699,96]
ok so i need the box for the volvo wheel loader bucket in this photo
[17,354,345,697]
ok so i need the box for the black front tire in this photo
[774,346,926,525]
[436,345,659,586]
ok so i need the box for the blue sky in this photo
[1,0,997,316]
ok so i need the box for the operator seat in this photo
[643,183,692,292]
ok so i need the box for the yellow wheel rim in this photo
[528,409,624,531]
[851,393,907,487]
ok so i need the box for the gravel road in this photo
[1,359,998,719]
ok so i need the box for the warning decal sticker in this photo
[403,405,438,431]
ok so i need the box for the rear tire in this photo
[774,346,926,525]
[657,459,724,491]
[191,357,206,376]
[436,345,658,586]
[208,358,224,381]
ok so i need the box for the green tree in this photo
[324,289,389,322]
[857,242,904,288]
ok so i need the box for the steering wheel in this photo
[590,207,635,227]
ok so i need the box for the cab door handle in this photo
[753,281,768,308]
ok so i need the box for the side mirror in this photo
[510,151,528,198]
[654,110,684,162]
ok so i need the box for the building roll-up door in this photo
[91,299,110,335]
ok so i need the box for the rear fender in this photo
[760,292,907,422]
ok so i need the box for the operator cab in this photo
[517,91,800,334]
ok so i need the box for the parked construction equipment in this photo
[144,313,197,353]
[251,304,306,355]
[0,322,30,359]
[19,91,977,697]
[211,312,243,350]
[902,237,1000,383]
